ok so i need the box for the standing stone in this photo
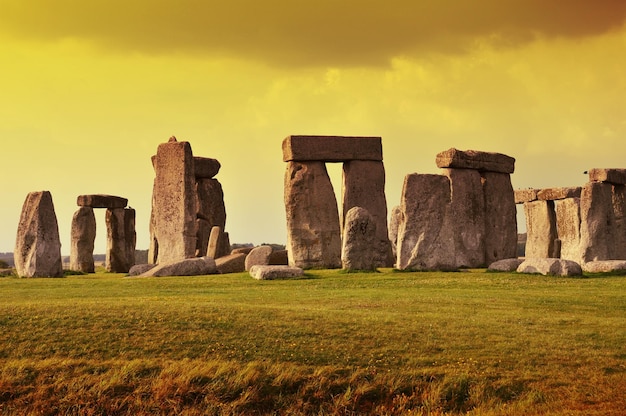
[206,226,222,259]
[579,182,616,262]
[342,160,393,267]
[396,174,456,271]
[151,139,197,263]
[69,207,96,273]
[442,168,486,267]
[555,198,582,263]
[524,200,558,258]
[245,245,273,271]
[612,185,626,259]
[388,205,402,260]
[106,208,136,273]
[195,178,227,257]
[14,191,63,278]
[284,161,341,269]
[148,179,159,264]
[341,206,377,271]
[482,172,517,265]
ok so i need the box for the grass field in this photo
[1,269,625,415]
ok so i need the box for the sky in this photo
[1,0,626,255]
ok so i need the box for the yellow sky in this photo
[1,1,626,254]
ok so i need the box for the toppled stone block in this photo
[128,264,157,276]
[487,258,524,272]
[249,265,304,280]
[138,257,218,277]
[77,194,128,209]
[435,148,515,174]
[194,157,221,179]
[341,207,377,271]
[245,245,273,271]
[582,260,626,274]
[215,253,247,274]
[588,168,626,185]
[537,187,582,201]
[514,189,538,204]
[282,135,382,162]
[516,258,582,276]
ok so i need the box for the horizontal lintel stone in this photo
[514,189,537,204]
[435,148,515,174]
[588,168,626,185]
[537,187,582,201]
[77,194,128,209]
[282,135,382,162]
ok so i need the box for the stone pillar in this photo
[284,161,341,269]
[388,205,402,262]
[196,178,227,258]
[482,172,517,264]
[341,206,377,271]
[106,207,136,273]
[555,198,582,263]
[70,206,96,273]
[612,185,626,259]
[342,160,393,267]
[524,200,558,258]
[580,182,615,262]
[14,191,63,278]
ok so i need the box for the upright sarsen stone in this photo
[106,208,136,273]
[341,207,377,271]
[284,161,341,269]
[14,191,63,278]
[579,182,616,262]
[69,206,96,273]
[524,200,558,258]
[482,172,517,264]
[195,178,227,258]
[555,198,582,263]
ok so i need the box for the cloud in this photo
[2,0,626,66]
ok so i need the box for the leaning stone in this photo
[128,264,156,276]
[139,257,218,277]
[14,191,63,278]
[388,205,402,260]
[69,207,96,273]
[105,208,136,273]
[482,172,517,265]
[514,189,538,204]
[579,182,615,262]
[588,168,626,185]
[206,226,222,258]
[268,250,289,265]
[77,194,128,209]
[516,258,582,276]
[194,157,221,179]
[245,245,273,271]
[582,260,626,274]
[215,253,247,274]
[249,265,304,280]
[555,198,582,263]
[524,200,558,258]
[282,135,382,162]
[341,207,377,271]
[487,258,524,272]
[284,161,342,269]
[342,160,393,267]
[537,187,582,201]
[435,148,515,174]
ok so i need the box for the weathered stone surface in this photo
[284,161,342,269]
[151,139,197,263]
[555,198,582,263]
[0,269,14,277]
[442,168,486,267]
[436,148,515,174]
[105,208,136,273]
[77,194,128,209]
[342,160,393,267]
[249,265,304,280]
[524,200,559,258]
[14,191,63,278]
[487,258,524,272]
[231,246,254,255]
[579,182,616,262]
[206,226,226,259]
[582,260,626,274]
[245,245,273,271]
[516,258,582,276]
[195,178,227,256]
[128,264,156,276]
[139,257,218,277]
[612,185,626,259]
[282,135,382,162]
[194,157,221,179]
[341,207,377,271]
[268,250,289,265]
[537,187,582,201]
[215,253,247,274]
[482,172,517,265]
[514,189,538,204]
[396,174,456,271]
[588,168,626,185]
[388,205,402,260]
[69,207,96,273]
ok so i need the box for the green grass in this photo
[1,269,625,415]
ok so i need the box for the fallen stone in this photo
[138,257,218,277]
[537,187,582,201]
[249,265,304,280]
[514,189,538,204]
[245,245,273,271]
[194,157,221,179]
[487,258,524,272]
[128,264,156,276]
[215,253,247,274]
[582,260,626,274]
[435,148,515,174]
[77,194,128,209]
[282,135,382,162]
[268,250,289,265]
[524,200,559,258]
[588,168,626,185]
[14,191,63,278]
[482,172,517,265]
[516,258,582,276]
[341,206,377,271]
[69,207,96,273]
[0,269,14,277]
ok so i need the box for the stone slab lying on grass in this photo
[249,265,303,280]
[582,260,626,274]
[516,258,582,277]
[137,257,218,277]
[215,253,246,274]
[0,269,14,277]
[245,245,273,271]
[128,264,156,276]
[487,258,524,272]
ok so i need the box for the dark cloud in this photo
[2,0,626,66]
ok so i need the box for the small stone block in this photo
[77,194,128,209]
[436,148,515,174]
[249,265,304,280]
[514,189,538,204]
[282,135,382,162]
[194,157,221,178]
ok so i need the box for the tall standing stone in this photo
[284,161,341,269]
[341,206,377,271]
[106,207,136,273]
[14,191,63,278]
[555,198,582,263]
[388,205,402,260]
[152,138,197,263]
[342,160,393,267]
[69,207,96,273]
[482,172,517,264]
[195,178,227,257]
[612,185,626,259]
[579,182,615,262]
[524,200,558,258]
